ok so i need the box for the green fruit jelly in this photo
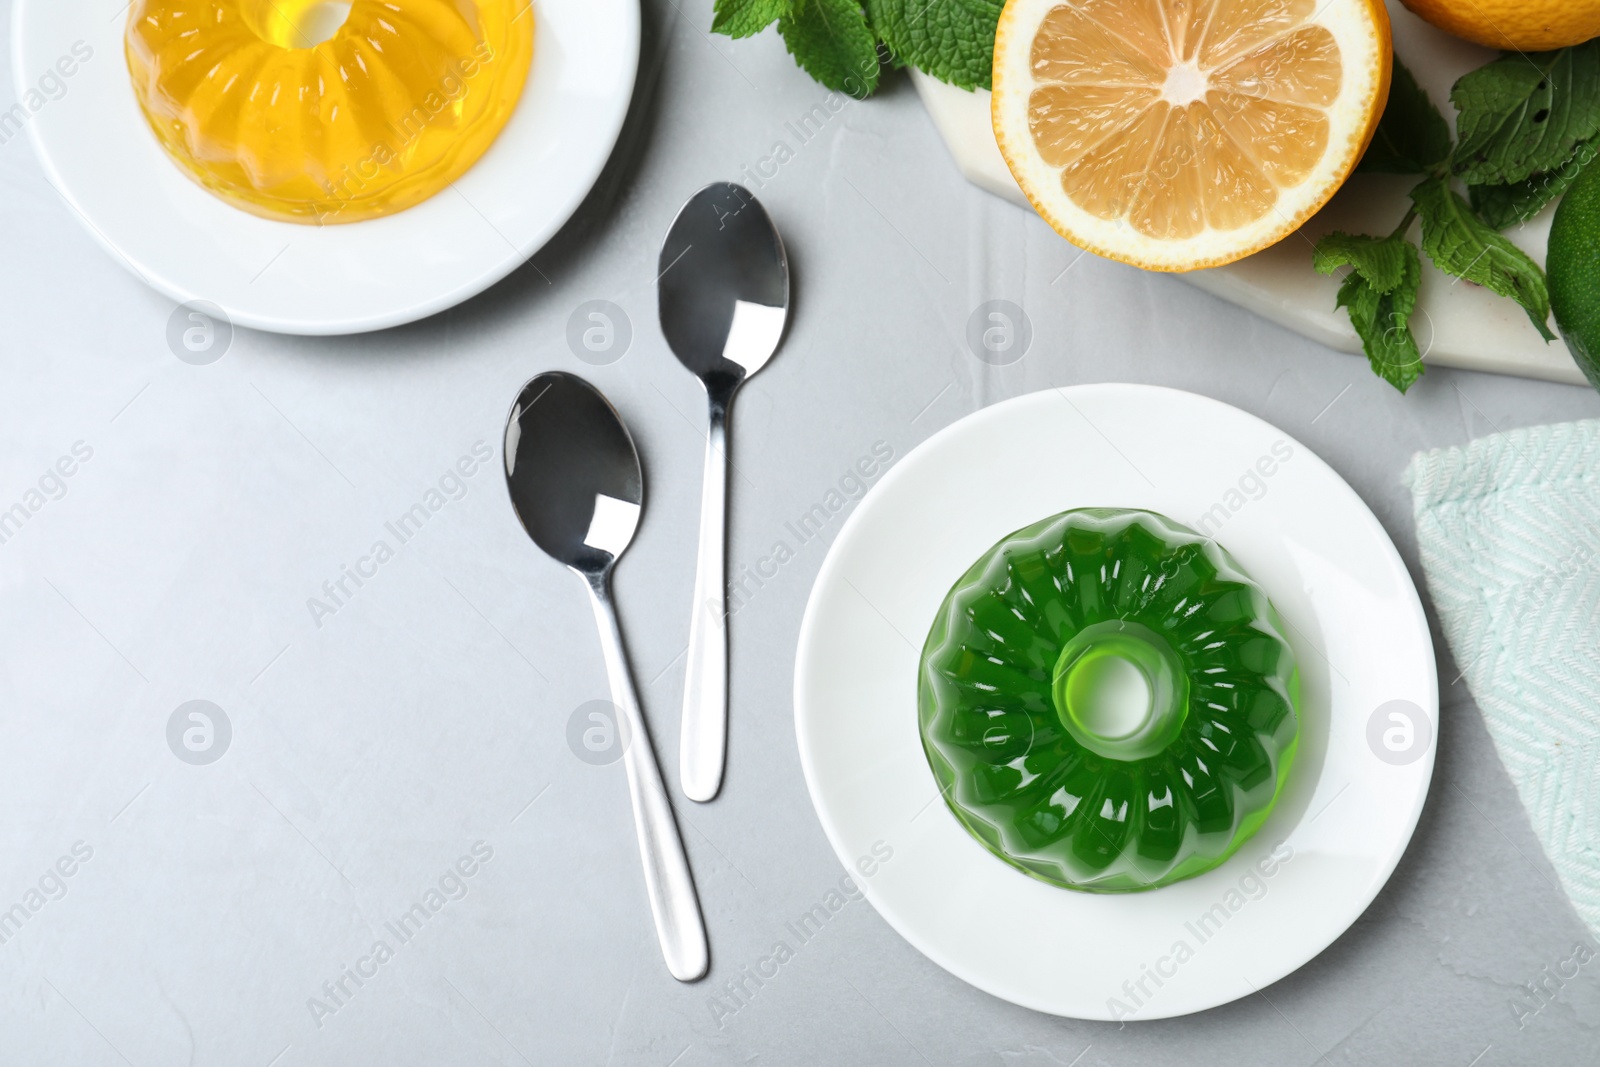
[918,508,1300,892]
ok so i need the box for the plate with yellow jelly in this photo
[11,0,639,334]
[794,384,1438,1019]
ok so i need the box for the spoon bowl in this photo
[505,371,643,573]
[659,182,790,392]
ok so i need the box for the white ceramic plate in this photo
[911,1,1588,386]
[794,384,1438,1019]
[12,0,639,335]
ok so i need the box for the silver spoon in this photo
[502,371,709,982]
[659,182,790,804]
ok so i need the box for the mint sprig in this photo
[1412,177,1555,340]
[1313,231,1416,292]
[1470,135,1600,229]
[866,0,1002,91]
[711,0,996,96]
[779,0,881,97]
[1317,55,1572,393]
[1315,232,1426,393]
[712,0,787,38]
[711,0,882,97]
[1451,41,1600,187]
[1360,59,1452,174]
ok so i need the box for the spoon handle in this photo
[680,399,729,803]
[584,572,710,982]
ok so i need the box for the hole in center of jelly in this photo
[1052,620,1190,762]
[1064,653,1152,740]
[243,0,351,49]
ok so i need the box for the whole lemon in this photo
[1400,0,1600,51]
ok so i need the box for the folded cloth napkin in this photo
[1404,419,1600,938]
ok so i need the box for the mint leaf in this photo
[713,0,790,38]
[1411,176,1556,340]
[865,0,1001,91]
[1338,268,1426,393]
[1360,57,1452,174]
[779,0,881,98]
[1470,137,1600,229]
[1314,231,1413,292]
[1316,232,1426,392]
[1451,41,1600,186]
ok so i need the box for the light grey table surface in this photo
[3,3,1598,1065]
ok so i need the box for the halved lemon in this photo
[993,0,1392,272]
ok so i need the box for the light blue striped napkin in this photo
[1405,419,1600,939]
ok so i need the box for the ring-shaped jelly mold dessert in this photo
[126,0,534,223]
[919,508,1300,892]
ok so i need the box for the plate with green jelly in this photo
[794,384,1437,1020]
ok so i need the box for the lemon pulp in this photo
[1026,0,1343,239]
[126,0,534,224]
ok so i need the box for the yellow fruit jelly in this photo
[126,0,534,224]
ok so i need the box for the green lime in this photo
[1549,155,1600,391]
